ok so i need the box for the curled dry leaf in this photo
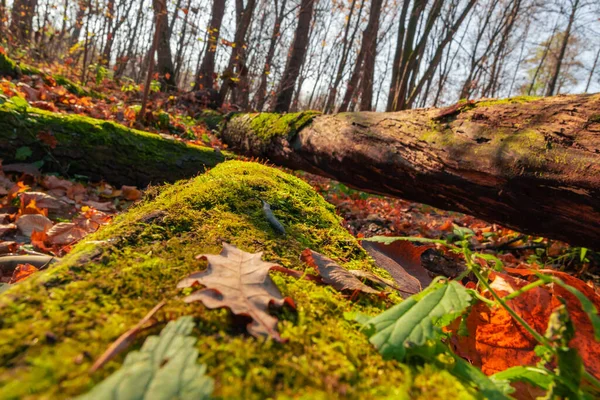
[121,185,142,201]
[177,243,295,342]
[450,269,600,382]
[0,241,18,255]
[300,249,379,295]
[15,214,53,237]
[361,240,432,296]
[0,224,17,237]
[45,222,88,245]
[9,263,39,284]
[19,192,71,214]
[41,175,72,191]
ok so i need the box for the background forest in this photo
[1,0,599,113]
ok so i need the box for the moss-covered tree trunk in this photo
[0,161,476,399]
[0,103,226,186]
[221,94,600,249]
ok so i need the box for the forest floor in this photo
[1,66,598,292]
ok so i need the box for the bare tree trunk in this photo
[359,0,384,111]
[218,0,257,107]
[272,0,316,113]
[222,94,600,249]
[546,0,579,97]
[9,0,38,44]
[585,47,600,93]
[115,0,145,80]
[152,0,176,90]
[254,0,287,111]
[195,0,226,90]
[69,0,87,47]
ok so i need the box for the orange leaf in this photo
[9,263,39,284]
[451,270,600,383]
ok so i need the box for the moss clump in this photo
[0,161,477,399]
[0,102,229,186]
[248,111,321,141]
[197,109,224,131]
[475,95,541,108]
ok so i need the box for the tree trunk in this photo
[0,160,433,399]
[358,0,383,111]
[195,0,226,90]
[272,0,316,113]
[152,0,176,90]
[9,0,38,44]
[221,94,600,249]
[0,103,225,187]
[254,0,287,111]
[546,0,579,97]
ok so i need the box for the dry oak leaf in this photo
[15,214,53,237]
[451,270,600,382]
[300,249,379,294]
[177,243,295,342]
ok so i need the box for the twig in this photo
[90,299,166,372]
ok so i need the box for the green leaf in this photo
[15,146,32,161]
[9,95,29,110]
[79,316,213,400]
[359,281,472,361]
[491,366,555,390]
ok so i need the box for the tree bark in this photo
[194,0,226,90]
[152,0,177,90]
[221,94,600,249]
[9,0,38,44]
[273,0,316,113]
[358,0,383,111]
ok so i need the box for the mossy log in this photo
[221,94,600,249]
[0,53,100,98]
[0,161,475,399]
[0,102,227,186]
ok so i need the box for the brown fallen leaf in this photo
[121,185,142,201]
[45,222,88,245]
[362,240,432,296]
[19,192,71,214]
[300,249,379,295]
[349,270,399,291]
[82,200,116,212]
[41,175,73,191]
[15,214,53,237]
[177,243,295,342]
[0,224,17,237]
[0,241,18,255]
[9,263,39,283]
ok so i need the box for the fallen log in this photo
[221,94,600,249]
[0,102,227,186]
[0,161,474,398]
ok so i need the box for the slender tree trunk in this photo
[115,0,145,80]
[222,94,600,249]
[546,0,579,97]
[585,47,600,93]
[254,0,287,111]
[218,0,257,106]
[273,0,316,113]
[152,0,177,90]
[386,0,411,111]
[174,0,193,79]
[69,0,87,47]
[359,0,384,111]
[195,0,226,90]
[100,0,115,66]
[9,0,38,44]
[527,20,559,96]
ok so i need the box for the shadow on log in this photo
[221,95,600,249]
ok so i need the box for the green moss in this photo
[0,53,100,98]
[589,114,600,123]
[0,102,229,186]
[248,111,321,141]
[0,161,477,399]
[475,95,541,108]
[197,109,224,131]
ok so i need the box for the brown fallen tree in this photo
[220,94,600,249]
